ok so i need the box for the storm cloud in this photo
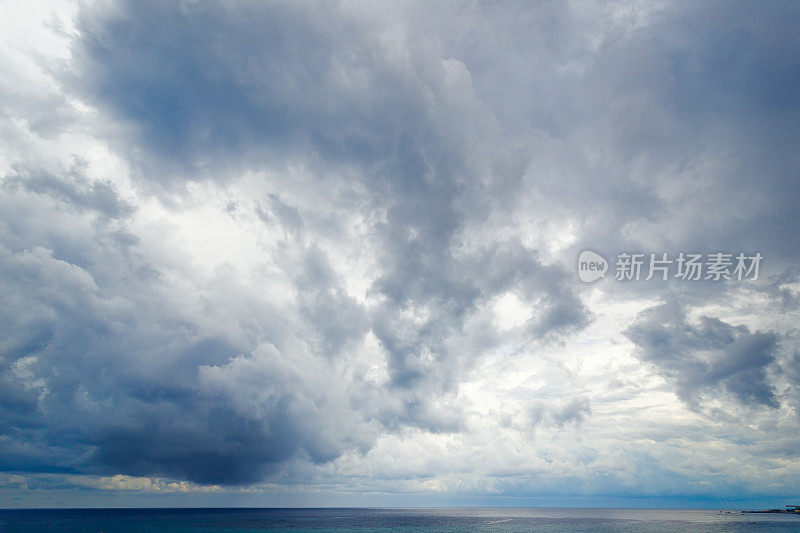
[625,301,781,409]
[1,0,800,506]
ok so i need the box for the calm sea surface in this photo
[2,507,799,532]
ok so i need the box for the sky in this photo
[0,0,799,509]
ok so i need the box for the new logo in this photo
[578,250,608,283]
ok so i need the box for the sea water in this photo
[2,507,799,532]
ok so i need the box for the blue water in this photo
[1,507,799,532]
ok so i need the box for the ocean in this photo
[1,507,800,532]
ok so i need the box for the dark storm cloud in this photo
[445,0,800,279]
[72,0,588,422]
[593,0,800,268]
[625,301,780,409]
[0,160,375,484]
[71,0,427,185]
[0,0,590,486]
[3,0,800,500]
